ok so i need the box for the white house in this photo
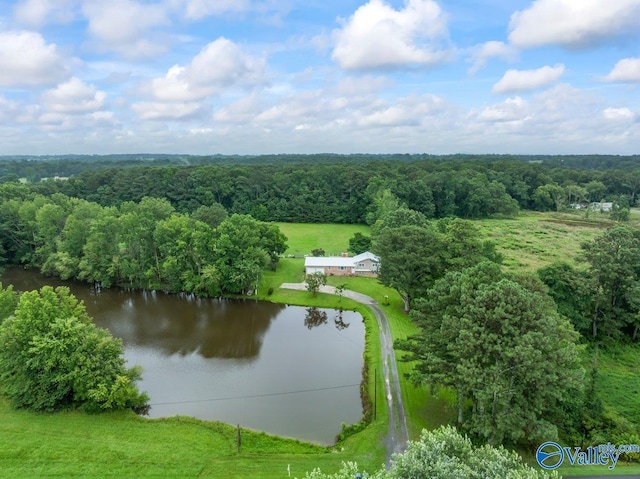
[304,251,380,277]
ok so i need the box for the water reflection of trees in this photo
[334,309,350,331]
[304,307,350,331]
[304,307,328,329]
[91,293,285,359]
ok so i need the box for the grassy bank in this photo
[0,396,387,479]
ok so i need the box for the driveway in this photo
[280,282,409,463]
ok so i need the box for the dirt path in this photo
[280,283,409,463]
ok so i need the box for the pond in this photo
[0,268,366,445]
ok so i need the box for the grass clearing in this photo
[275,223,370,257]
[475,212,612,272]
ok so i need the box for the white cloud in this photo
[508,0,640,48]
[0,30,69,87]
[468,41,518,74]
[177,0,251,19]
[603,107,635,121]
[131,101,204,120]
[41,78,106,114]
[148,38,265,102]
[331,0,451,70]
[83,0,169,58]
[0,96,24,123]
[492,64,565,94]
[13,0,75,27]
[603,58,640,83]
[477,97,528,122]
[357,94,445,127]
[213,95,264,123]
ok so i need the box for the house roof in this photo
[304,256,354,267]
[352,252,380,263]
[304,251,380,268]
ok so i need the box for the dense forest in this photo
[2,155,639,223]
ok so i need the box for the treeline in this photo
[0,184,286,296]
[15,160,640,224]
[2,154,640,183]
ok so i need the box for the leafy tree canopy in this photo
[301,426,558,479]
[0,286,148,413]
[347,232,372,255]
[0,282,17,323]
[397,262,584,446]
[374,217,500,311]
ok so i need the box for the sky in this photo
[0,0,639,156]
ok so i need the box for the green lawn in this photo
[0,398,386,479]
[275,223,371,257]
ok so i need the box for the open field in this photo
[475,212,616,272]
[275,223,371,257]
[2,212,638,478]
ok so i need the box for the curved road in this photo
[280,283,409,463]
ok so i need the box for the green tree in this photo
[533,183,565,211]
[398,262,584,445]
[77,208,121,287]
[214,214,271,294]
[374,219,499,312]
[0,286,148,413]
[301,426,558,479]
[538,262,592,335]
[580,225,640,340]
[305,271,327,297]
[584,180,607,202]
[365,188,400,226]
[347,232,372,255]
[0,283,18,322]
[372,206,429,236]
[191,203,228,228]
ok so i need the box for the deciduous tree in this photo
[0,286,148,413]
[305,272,327,297]
[300,426,558,479]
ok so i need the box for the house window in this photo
[339,266,346,270]
[358,262,365,267]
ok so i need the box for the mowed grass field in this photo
[2,212,638,478]
[275,222,371,257]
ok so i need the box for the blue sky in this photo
[0,0,639,155]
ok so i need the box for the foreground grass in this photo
[0,397,386,479]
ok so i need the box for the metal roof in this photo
[304,251,380,268]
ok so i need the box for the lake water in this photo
[0,268,365,444]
